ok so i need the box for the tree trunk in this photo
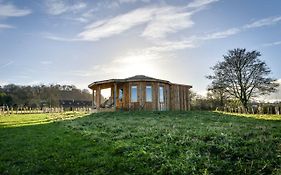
[241,99,248,113]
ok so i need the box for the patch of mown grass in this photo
[0,112,85,127]
[0,111,280,174]
[218,111,281,121]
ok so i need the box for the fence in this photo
[219,104,281,115]
[0,106,92,115]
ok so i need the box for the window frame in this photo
[145,85,152,102]
[159,86,164,103]
[119,88,123,101]
[130,85,138,102]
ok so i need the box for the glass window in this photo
[159,86,164,103]
[146,86,152,102]
[131,85,137,102]
[119,88,123,101]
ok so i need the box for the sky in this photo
[0,0,281,97]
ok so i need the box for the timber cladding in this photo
[88,75,192,112]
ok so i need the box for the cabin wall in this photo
[90,81,191,112]
[117,81,171,111]
[170,84,190,111]
[170,85,176,110]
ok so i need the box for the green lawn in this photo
[0,111,280,174]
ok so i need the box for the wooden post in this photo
[96,86,101,110]
[7,106,9,115]
[188,89,191,111]
[267,106,270,114]
[92,89,95,110]
[114,83,117,111]
[275,106,279,115]
[183,87,186,111]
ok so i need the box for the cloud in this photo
[0,3,30,30]
[145,28,241,51]
[112,49,161,64]
[187,0,219,8]
[148,39,196,52]
[0,23,14,29]
[78,7,157,41]
[0,80,8,86]
[47,2,281,52]
[0,3,31,17]
[107,0,151,9]
[45,0,220,42]
[45,0,87,15]
[40,61,53,65]
[142,7,194,39]
[263,41,281,47]
[118,0,150,3]
[200,28,241,40]
[46,1,220,42]
[0,60,14,70]
[79,6,195,41]
[44,34,80,42]
[73,40,197,80]
[71,48,163,78]
[46,5,281,56]
[187,15,281,44]
[199,15,281,41]
[244,16,281,29]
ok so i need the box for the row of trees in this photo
[191,91,281,115]
[191,90,260,111]
[0,84,92,108]
[205,48,279,111]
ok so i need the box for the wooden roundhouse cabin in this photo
[88,75,192,112]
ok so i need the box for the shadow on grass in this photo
[0,118,109,174]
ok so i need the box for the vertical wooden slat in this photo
[92,89,95,109]
[114,83,117,111]
[187,87,189,111]
[128,82,131,110]
[96,85,101,110]
[177,85,179,110]
[166,84,168,111]
[184,87,187,111]
[170,85,172,111]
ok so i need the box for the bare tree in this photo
[207,85,228,108]
[207,48,279,109]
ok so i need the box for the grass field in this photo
[0,111,280,174]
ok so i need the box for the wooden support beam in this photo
[187,89,191,111]
[114,83,117,111]
[92,89,95,109]
[96,86,101,110]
